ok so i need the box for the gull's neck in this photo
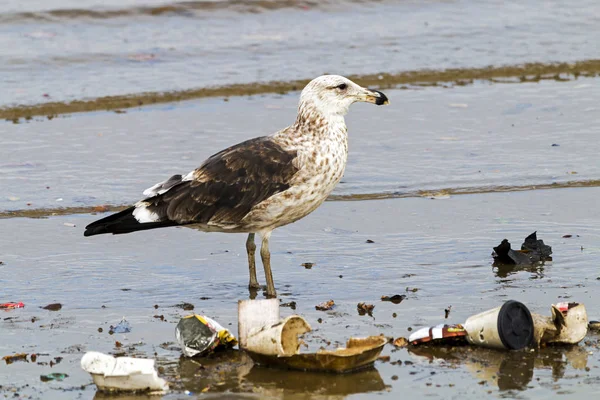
[291,101,346,137]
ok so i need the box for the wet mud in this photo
[3,59,600,121]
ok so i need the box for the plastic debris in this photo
[531,302,588,346]
[239,299,386,373]
[42,303,62,311]
[40,373,68,382]
[464,300,533,350]
[0,302,24,309]
[315,300,335,311]
[357,302,375,316]
[81,351,168,393]
[381,295,406,304]
[589,321,600,331]
[247,334,388,373]
[3,353,28,364]
[492,231,552,265]
[110,318,131,334]
[175,315,237,357]
[246,315,310,356]
[409,324,468,345]
[393,337,409,347]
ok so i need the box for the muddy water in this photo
[2,0,600,107]
[2,0,600,398]
[1,187,600,399]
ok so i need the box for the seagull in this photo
[84,75,389,297]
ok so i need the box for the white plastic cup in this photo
[464,300,534,350]
[245,315,311,356]
[238,299,280,349]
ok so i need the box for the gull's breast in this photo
[242,127,348,230]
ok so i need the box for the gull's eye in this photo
[336,83,348,90]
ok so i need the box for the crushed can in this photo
[175,314,237,357]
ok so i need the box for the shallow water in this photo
[1,77,599,213]
[2,0,600,107]
[1,187,600,399]
[2,0,600,398]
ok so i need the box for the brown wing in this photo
[141,136,299,226]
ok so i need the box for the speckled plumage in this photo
[84,75,388,297]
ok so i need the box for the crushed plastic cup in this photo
[245,315,311,356]
[531,302,588,346]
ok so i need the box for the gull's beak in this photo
[359,88,390,106]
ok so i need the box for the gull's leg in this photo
[260,231,276,298]
[246,233,260,289]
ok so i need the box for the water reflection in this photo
[175,350,386,399]
[492,262,547,279]
[408,344,588,391]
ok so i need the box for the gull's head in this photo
[298,75,389,117]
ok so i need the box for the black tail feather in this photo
[84,206,178,237]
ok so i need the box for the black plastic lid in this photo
[497,300,534,350]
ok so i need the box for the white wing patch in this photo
[132,202,160,223]
[142,174,185,197]
[182,170,195,181]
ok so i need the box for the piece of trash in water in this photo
[280,301,297,310]
[110,318,131,334]
[381,295,406,304]
[406,287,419,293]
[42,303,62,311]
[315,300,335,311]
[357,302,375,316]
[40,373,68,382]
[239,300,386,373]
[445,305,452,319]
[247,327,388,373]
[3,353,28,364]
[464,300,533,350]
[589,321,600,331]
[409,324,468,345]
[366,239,375,243]
[562,234,573,238]
[175,302,195,311]
[301,262,315,269]
[246,315,311,356]
[0,302,24,309]
[531,302,588,346]
[175,315,237,357]
[492,231,552,265]
[393,337,409,348]
[63,222,75,227]
[81,351,168,393]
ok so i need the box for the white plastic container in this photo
[81,351,168,393]
[245,315,311,356]
[237,298,280,349]
[464,300,534,350]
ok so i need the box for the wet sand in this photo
[1,187,600,399]
[3,60,600,121]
